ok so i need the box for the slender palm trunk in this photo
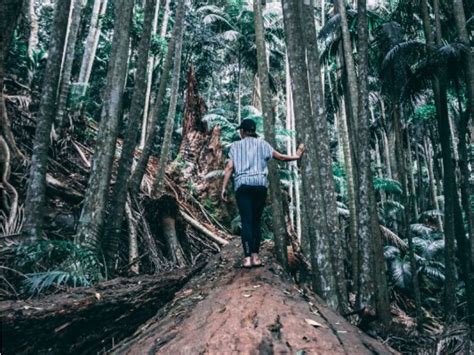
[56,0,84,134]
[281,0,339,311]
[74,0,108,107]
[356,0,391,326]
[104,0,158,270]
[23,0,72,240]
[452,0,474,327]
[75,0,135,250]
[160,0,171,38]
[139,0,161,150]
[129,0,183,193]
[254,0,288,269]
[301,0,348,312]
[152,0,186,196]
[26,0,39,86]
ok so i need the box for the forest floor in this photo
[111,238,397,354]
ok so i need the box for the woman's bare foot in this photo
[251,253,263,267]
[243,257,252,268]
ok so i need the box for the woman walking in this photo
[221,118,304,268]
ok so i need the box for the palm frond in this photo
[390,256,412,289]
[374,177,403,194]
[410,223,433,236]
[380,225,408,250]
[384,245,401,260]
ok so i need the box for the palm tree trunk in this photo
[159,0,171,38]
[129,0,183,194]
[56,0,84,135]
[152,0,186,196]
[139,0,161,150]
[75,0,135,250]
[26,0,39,86]
[104,0,158,270]
[301,0,348,312]
[452,0,474,327]
[74,0,108,107]
[254,0,288,269]
[23,0,72,241]
[282,0,340,311]
[335,0,358,130]
[356,0,391,326]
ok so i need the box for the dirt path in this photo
[113,239,397,354]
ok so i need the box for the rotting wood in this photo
[1,260,206,355]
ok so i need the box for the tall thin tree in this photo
[356,0,391,327]
[128,0,184,193]
[104,0,158,269]
[281,0,341,311]
[152,0,186,196]
[253,0,288,269]
[23,0,72,240]
[75,0,135,250]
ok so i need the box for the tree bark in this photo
[73,0,108,106]
[1,262,206,355]
[140,0,161,150]
[23,0,72,241]
[128,0,183,193]
[356,0,391,326]
[281,0,340,311]
[301,0,348,312]
[56,0,84,134]
[254,0,289,269]
[75,0,135,250]
[452,0,474,328]
[152,0,186,196]
[104,0,157,269]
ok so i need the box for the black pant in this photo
[235,185,267,257]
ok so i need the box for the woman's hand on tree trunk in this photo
[296,144,305,159]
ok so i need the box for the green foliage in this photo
[15,240,104,295]
[373,177,402,195]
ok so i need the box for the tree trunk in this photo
[452,0,474,328]
[128,0,183,193]
[73,0,108,106]
[104,0,157,270]
[75,0,135,250]
[56,0,84,135]
[152,0,186,196]
[26,0,39,85]
[335,0,358,130]
[160,0,171,37]
[139,0,161,150]
[301,0,348,312]
[356,0,391,327]
[254,0,288,269]
[281,0,340,311]
[1,262,206,355]
[23,0,72,241]
[125,196,139,274]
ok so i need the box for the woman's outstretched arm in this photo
[272,143,305,161]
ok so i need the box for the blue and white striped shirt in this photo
[229,137,274,191]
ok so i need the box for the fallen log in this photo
[0,259,206,354]
[180,210,229,246]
